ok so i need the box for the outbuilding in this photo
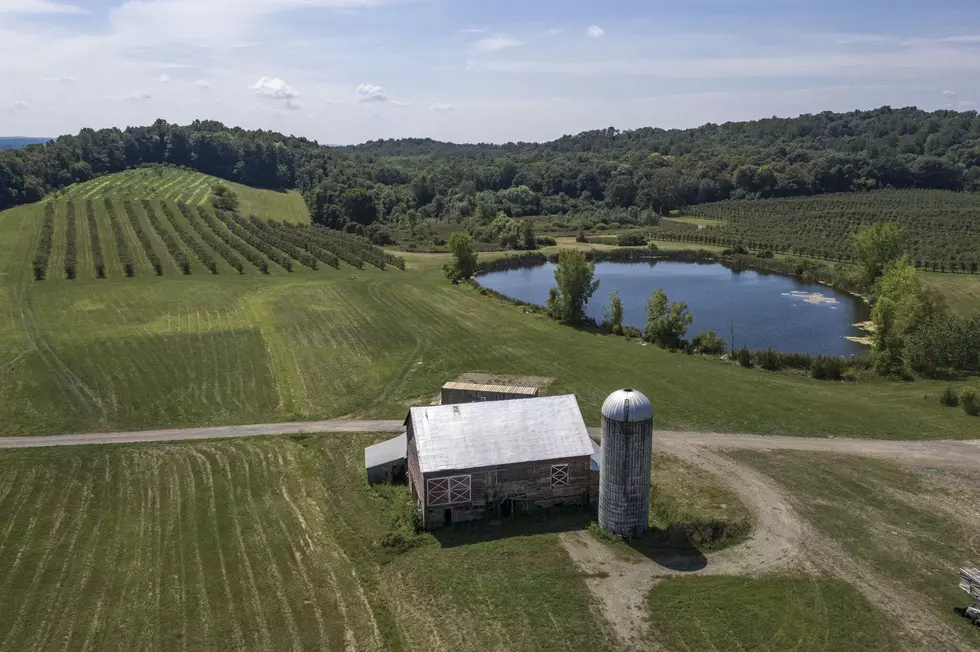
[406,395,595,529]
[364,433,407,484]
[440,381,539,405]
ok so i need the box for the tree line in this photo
[3,108,979,245]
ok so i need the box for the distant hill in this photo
[0,137,49,150]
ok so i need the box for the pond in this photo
[478,261,871,357]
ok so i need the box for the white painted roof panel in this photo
[364,433,407,469]
[411,395,593,474]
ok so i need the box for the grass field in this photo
[647,576,899,651]
[732,450,980,646]
[0,434,614,652]
[2,189,980,437]
[57,167,309,224]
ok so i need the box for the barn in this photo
[406,395,595,529]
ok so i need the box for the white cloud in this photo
[429,103,455,113]
[586,25,605,39]
[457,28,486,34]
[940,34,980,43]
[473,35,522,54]
[356,83,387,102]
[42,73,76,83]
[194,80,211,89]
[0,0,85,14]
[157,74,171,83]
[125,92,152,101]
[12,100,30,110]
[250,76,299,100]
[391,99,412,107]
[942,89,957,97]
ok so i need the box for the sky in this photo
[1,0,979,144]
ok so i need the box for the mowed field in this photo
[1,178,980,437]
[0,434,614,652]
[56,167,310,223]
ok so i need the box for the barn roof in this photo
[364,433,407,469]
[441,381,538,396]
[409,395,593,474]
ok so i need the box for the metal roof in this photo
[410,395,593,474]
[364,433,407,469]
[601,389,654,422]
[590,441,602,471]
[441,381,538,396]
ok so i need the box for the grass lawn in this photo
[647,576,899,652]
[731,450,980,647]
[922,272,980,317]
[0,434,612,652]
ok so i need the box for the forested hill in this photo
[2,107,979,229]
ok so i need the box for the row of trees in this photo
[32,203,55,280]
[141,200,191,274]
[198,204,270,274]
[104,198,134,277]
[176,202,245,274]
[63,201,77,279]
[85,200,106,278]
[245,216,319,270]
[122,200,163,275]
[159,203,218,274]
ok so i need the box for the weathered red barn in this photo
[405,395,595,529]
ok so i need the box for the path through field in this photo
[562,433,980,652]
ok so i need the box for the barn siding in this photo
[420,456,591,529]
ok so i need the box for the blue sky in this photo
[1,0,979,144]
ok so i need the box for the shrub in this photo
[623,325,643,339]
[594,223,608,231]
[647,241,659,252]
[961,389,979,416]
[617,231,648,247]
[781,352,813,370]
[535,235,557,247]
[811,355,845,380]
[757,249,775,259]
[691,330,727,355]
[939,387,960,407]
[736,346,753,367]
[756,348,783,371]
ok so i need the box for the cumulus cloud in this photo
[0,0,85,14]
[356,83,387,102]
[429,103,455,113]
[194,80,211,89]
[250,76,299,100]
[942,89,957,97]
[473,35,522,53]
[586,25,605,39]
[157,74,171,83]
[12,100,30,110]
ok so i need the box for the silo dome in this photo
[598,388,654,538]
[601,388,654,422]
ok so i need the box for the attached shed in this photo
[406,395,594,529]
[365,433,407,484]
[440,381,538,405]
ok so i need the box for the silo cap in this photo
[601,388,654,422]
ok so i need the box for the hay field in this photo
[0,435,612,652]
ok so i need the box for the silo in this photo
[598,388,654,537]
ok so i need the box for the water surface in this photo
[478,261,870,357]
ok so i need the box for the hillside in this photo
[1,170,978,437]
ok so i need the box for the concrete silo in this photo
[598,388,654,537]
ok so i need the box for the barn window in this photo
[427,475,471,506]
[551,464,569,486]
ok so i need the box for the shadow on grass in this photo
[625,531,709,572]
[431,510,595,548]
